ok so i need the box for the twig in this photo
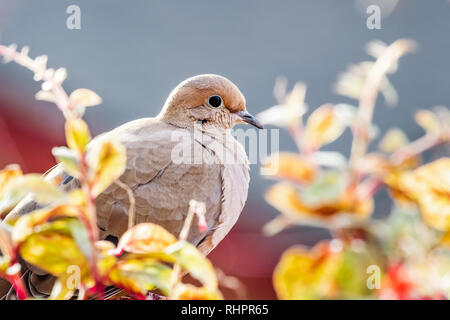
[390,133,445,166]
[350,39,416,168]
[0,45,72,114]
[169,200,206,299]
[114,180,136,230]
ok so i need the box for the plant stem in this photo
[79,156,104,299]
[390,133,446,165]
[349,39,416,170]
[0,45,72,113]
[114,180,136,230]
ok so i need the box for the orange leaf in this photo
[386,158,450,230]
[262,152,316,183]
[302,104,345,150]
[0,164,22,197]
[265,182,372,227]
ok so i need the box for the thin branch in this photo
[169,200,206,299]
[114,180,136,230]
[350,39,417,168]
[390,132,446,165]
[0,45,72,113]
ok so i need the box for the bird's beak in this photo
[236,111,264,129]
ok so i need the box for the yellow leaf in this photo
[165,241,218,291]
[265,182,372,227]
[49,278,75,300]
[117,223,177,254]
[95,240,117,277]
[379,128,409,153]
[69,88,102,108]
[12,205,80,244]
[174,283,222,300]
[108,256,173,296]
[302,104,345,150]
[386,158,450,231]
[65,118,91,154]
[0,174,66,214]
[273,243,342,299]
[88,140,126,197]
[19,225,89,278]
[262,152,316,184]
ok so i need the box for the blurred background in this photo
[0,0,448,299]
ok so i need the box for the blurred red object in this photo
[0,80,64,172]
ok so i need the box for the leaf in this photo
[273,243,342,299]
[265,177,373,228]
[53,68,67,84]
[52,146,80,177]
[116,223,177,255]
[35,90,57,104]
[0,164,22,197]
[385,158,450,231]
[173,283,222,300]
[95,241,117,277]
[65,118,91,154]
[334,245,380,298]
[164,241,218,291]
[415,109,441,134]
[300,171,345,207]
[261,152,316,184]
[49,278,75,300]
[108,256,173,296]
[69,88,102,108]
[19,219,90,279]
[302,104,346,150]
[379,128,409,153]
[0,165,23,216]
[12,205,80,244]
[257,82,307,127]
[0,174,66,214]
[87,140,126,197]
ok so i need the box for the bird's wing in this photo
[90,118,223,245]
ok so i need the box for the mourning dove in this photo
[1,74,262,298]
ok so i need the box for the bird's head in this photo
[158,74,263,131]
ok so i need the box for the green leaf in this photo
[18,218,90,279]
[12,205,81,244]
[335,246,380,298]
[165,241,218,290]
[52,147,80,178]
[87,140,126,197]
[109,256,173,296]
[300,171,345,207]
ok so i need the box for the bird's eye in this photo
[208,95,222,108]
